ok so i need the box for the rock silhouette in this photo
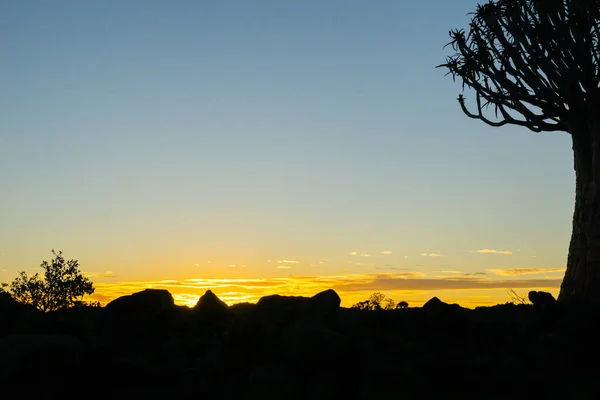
[1,288,599,398]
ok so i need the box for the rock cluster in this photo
[1,289,599,398]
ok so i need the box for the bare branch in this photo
[439,0,600,134]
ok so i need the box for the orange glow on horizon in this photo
[89,273,561,309]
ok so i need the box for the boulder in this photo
[255,294,310,328]
[193,290,230,322]
[423,297,462,311]
[106,288,175,312]
[0,292,24,334]
[0,292,41,335]
[422,297,466,331]
[103,289,176,343]
[528,291,556,313]
[307,289,341,324]
[528,291,558,326]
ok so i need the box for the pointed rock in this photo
[423,296,444,309]
[194,290,229,314]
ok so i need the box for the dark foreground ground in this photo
[1,288,599,399]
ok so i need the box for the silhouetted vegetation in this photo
[3,250,94,311]
[507,289,530,305]
[351,292,407,310]
[396,300,409,309]
[439,0,600,302]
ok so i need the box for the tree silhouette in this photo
[351,292,396,310]
[396,301,409,309]
[8,250,95,311]
[439,0,600,301]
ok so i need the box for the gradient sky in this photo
[1,0,575,307]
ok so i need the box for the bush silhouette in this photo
[352,292,396,310]
[6,250,95,311]
[396,301,408,309]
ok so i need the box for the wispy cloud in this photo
[420,253,444,257]
[488,267,565,276]
[475,249,513,255]
[278,260,299,264]
[376,264,411,271]
[350,252,357,256]
[84,271,117,279]
[276,265,292,269]
[382,251,393,255]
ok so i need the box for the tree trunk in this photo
[559,127,600,302]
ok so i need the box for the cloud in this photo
[350,252,357,256]
[228,264,237,267]
[436,270,462,274]
[420,253,444,257]
[463,272,488,276]
[376,264,410,271]
[488,268,565,276]
[276,265,292,269]
[382,251,393,255]
[193,264,200,266]
[278,260,300,264]
[360,253,370,257]
[0,269,6,272]
[84,271,117,279]
[88,270,561,311]
[475,249,513,255]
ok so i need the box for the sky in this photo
[0,0,575,308]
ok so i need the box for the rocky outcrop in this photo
[106,288,175,312]
[193,290,231,323]
[1,290,599,398]
[528,290,557,313]
[307,288,341,325]
[103,289,176,344]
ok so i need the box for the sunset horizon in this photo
[1,0,574,310]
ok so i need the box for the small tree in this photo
[352,292,396,310]
[384,297,396,310]
[396,301,409,309]
[9,250,95,311]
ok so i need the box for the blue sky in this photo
[0,0,574,305]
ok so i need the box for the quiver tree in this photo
[439,0,600,302]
